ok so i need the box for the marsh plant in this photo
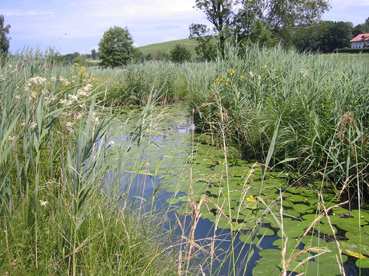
[186,44,369,203]
[1,45,369,276]
[0,51,179,275]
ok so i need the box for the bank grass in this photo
[186,44,369,202]
[0,51,182,275]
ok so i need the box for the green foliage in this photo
[294,21,353,53]
[91,49,97,60]
[352,17,369,36]
[190,0,330,58]
[98,26,138,67]
[186,44,369,197]
[72,55,87,67]
[0,15,11,53]
[169,44,192,63]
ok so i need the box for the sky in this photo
[1,0,369,55]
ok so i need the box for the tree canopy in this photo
[169,44,192,63]
[189,0,330,59]
[0,15,11,53]
[98,26,138,67]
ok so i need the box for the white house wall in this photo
[351,41,368,48]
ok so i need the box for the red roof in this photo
[350,33,369,42]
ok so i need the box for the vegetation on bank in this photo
[1,44,369,275]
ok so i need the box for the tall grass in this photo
[1,45,369,276]
[186,44,369,202]
[0,51,179,275]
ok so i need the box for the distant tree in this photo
[91,49,97,60]
[352,17,369,36]
[189,24,218,61]
[73,56,87,67]
[0,15,11,53]
[294,21,353,53]
[98,26,138,67]
[263,0,330,46]
[189,0,330,58]
[153,50,169,61]
[62,52,81,64]
[190,0,235,59]
[169,44,192,63]
[145,53,153,61]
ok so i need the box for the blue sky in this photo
[1,0,369,55]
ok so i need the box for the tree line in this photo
[1,0,369,68]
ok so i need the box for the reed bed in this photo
[185,44,369,202]
[1,45,369,276]
[0,51,180,275]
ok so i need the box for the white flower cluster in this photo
[59,76,70,86]
[27,76,47,86]
[59,84,93,106]
[77,83,93,97]
[300,69,309,78]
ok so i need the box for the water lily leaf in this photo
[258,227,275,236]
[293,204,314,214]
[356,258,369,268]
[350,209,369,222]
[252,263,280,276]
[277,220,308,238]
[337,217,367,232]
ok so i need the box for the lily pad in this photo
[356,258,369,268]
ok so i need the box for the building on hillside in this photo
[350,33,369,48]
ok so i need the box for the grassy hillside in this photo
[138,38,199,58]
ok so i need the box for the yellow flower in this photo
[240,75,246,80]
[262,65,267,68]
[227,68,235,76]
[246,195,257,202]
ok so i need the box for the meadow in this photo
[0,45,369,275]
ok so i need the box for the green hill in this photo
[138,38,199,58]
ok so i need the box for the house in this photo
[350,33,369,48]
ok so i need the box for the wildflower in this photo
[108,140,116,148]
[249,72,254,79]
[262,65,267,69]
[59,98,68,105]
[68,94,79,103]
[246,195,257,202]
[27,76,47,86]
[225,78,230,86]
[59,77,70,86]
[239,75,246,80]
[214,77,222,85]
[66,122,74,133]
[73,63,80,67]
[227,68,235,76]
[40,200,48,207]
[300,69,308,78]
[77,84,93,97]
[51,77,56,82]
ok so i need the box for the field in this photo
[323,53,369,68]
[1,45,369,275]
[138,38,199,58]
